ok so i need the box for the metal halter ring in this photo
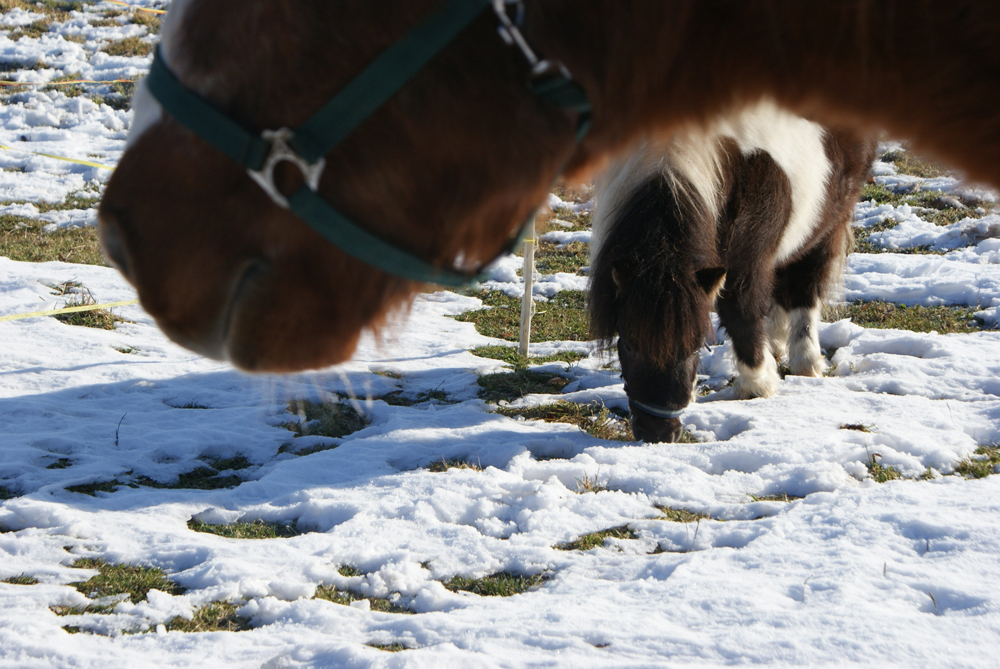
[247,128,327,209]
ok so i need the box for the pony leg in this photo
[773,233,845,377]
[718,276,783,399]
[716,152,790,400]
[787,301,827,377]
[732,353,781,399]
[767,304,790,362]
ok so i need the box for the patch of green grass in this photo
[46,458,72,469]
[115,346,138,355]
[746,493,802,503]
[52,288,130,330]
[36,194,101,214]
[499,401,633,441]
[314,585,412,614]
[368,643,410,652]
[824,300,987,334]
[104,36,153,57]
[9,18,53,40]
[130,10,161,34]
[852,215,941,254]
[471,345,587,371]
[954,445,1000,479]
[533,241,589,275]
[338,565,361,577]
[50,558,184,616]
[187,518,303,539]
[840,423,875,433]
[277,441,339,457]
[0,485,15,500]
[655,505,710,523]
[137,466,242,491]
[377,389,450,406]
[456,290,588,342]
[0,0,83,15]
[90,79,138,111]
[427,457,482,473]
[556,525,637,551]
[2,574,39,585]
[443,571,548,597]
[43,73,85,98]
[477,369,569,403]
[866,452,903,483]
[65,480,123,496]
[284,400,367,438]
[0,214,107,266]
[203,455,252,472]
[880,149,949,179]
[858,182,991,228]
[165,600,252,633]
[538,206,592,232]
[575,472,611,494]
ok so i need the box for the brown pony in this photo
[98,0,1000,372]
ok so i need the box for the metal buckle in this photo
[247,128,326,209]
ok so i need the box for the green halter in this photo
[146,0,591,287]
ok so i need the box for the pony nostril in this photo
[98,208,132,279]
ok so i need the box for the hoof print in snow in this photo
[284,400,367,439]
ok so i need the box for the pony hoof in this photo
[733,360,780,399]
[787,356,829,377]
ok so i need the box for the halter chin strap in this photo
[146,0,591,287]
[629,398,685,421]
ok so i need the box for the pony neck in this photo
[530,0,1000,186]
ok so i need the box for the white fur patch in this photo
[733,354,780,399]
[768,304,790,361]
[592,100,832,269]
[591,139,670,261]
[786,303,828,377]
[126,79,161,148]
[126,0,195,147]
[714,101,832,264]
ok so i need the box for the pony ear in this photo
[611,266,625,298]
[694,266,726,296]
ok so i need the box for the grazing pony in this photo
[97,0,1000,372]
[588,104,875,442]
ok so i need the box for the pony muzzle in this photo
[628,399,685,443]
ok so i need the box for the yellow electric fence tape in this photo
[0,79,135,88]
[0,299,140,323]
[0,143,114,171]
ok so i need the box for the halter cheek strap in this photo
[145,0,591,288]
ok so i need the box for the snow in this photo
[3,5,1000,668]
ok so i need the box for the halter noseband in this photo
[628,398,685,421]
[145,0,591,287]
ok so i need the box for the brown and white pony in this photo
[589,103,875,442]
[98,0,1000,372]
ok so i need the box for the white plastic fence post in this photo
[519,219,536,357]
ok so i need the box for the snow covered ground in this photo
[3,4,1000,668]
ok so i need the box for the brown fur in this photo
[99,1,1000,371]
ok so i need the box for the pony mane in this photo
[589,160,724,367]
